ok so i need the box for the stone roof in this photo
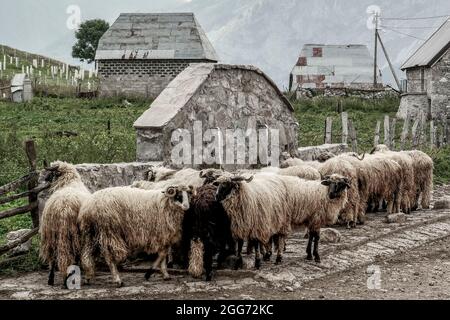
[95,13,219,61]
[402,19,450,70]
[134,64,294,129]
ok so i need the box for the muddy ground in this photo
[1,185,449,300]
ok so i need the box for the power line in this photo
[380,25,437,30]
[382,27,426,41]
[381,14,449,21]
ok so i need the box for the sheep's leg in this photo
[234,239,244,270]
[306,232,314,261]
[48,261,56,286]
[145,253,165,280]
[159,253,171,280]
[312,230,321,263]
[204,242,214,281]
[104,254,122,288]
[263,237,273,261]
[253,240,261,270]
[80,235,96,285]
[275,235,284,264]
[245,240,253,255]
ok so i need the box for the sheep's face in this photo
[321,174,351,200]
[214,175,254,202]
[163,185,193,211]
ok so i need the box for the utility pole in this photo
[373,12,379,88]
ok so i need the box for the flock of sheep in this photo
[39,144,433,288]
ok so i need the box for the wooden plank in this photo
[384,115,390,146]
[400,114,411,150]
[0,202,38,220]
[390,118,397,150]
[324,117,332,144]
[0,172,37,196]
[0,183,50,205]
[438,123,444,148]
[374,120,381,147]
[25,140,39,228]
[341,112,348,144]
[0,228,38,256]
[446,108,450,146]
[419,111,427,146]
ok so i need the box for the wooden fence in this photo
[324,109,450,151]
[0,140,49,260]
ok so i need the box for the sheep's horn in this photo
[231,175,254,183]
[165,186,177,197]
[354,152,366,161]
[369,147,377,155]
[199,170,207,178]
[45,165,59,171]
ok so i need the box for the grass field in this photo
[0,95,449,273]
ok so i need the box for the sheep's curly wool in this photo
[39,161,91,280]
[188,239,204,278]
[403,150,433,209]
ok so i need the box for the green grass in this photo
[0,94,449,274]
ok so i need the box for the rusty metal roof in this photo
[95,13,219,61]
[401,19,450,70]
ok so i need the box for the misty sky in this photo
[1,0,449,87]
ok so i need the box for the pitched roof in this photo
[134,64,293,129]
[401,19,450,70]
[95,13,219,61]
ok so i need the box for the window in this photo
[313,47,323,57]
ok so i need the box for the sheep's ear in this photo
[321,180,331,186]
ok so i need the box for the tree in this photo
[72,19,109,64]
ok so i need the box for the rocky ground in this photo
[0,185,449,300]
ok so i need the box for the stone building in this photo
[397,19,450,120]
[289,44,381,93]
[134,64,299,169]
[95,13,219,99]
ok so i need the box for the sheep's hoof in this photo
[234,257,243,270]
[306,255,313,261]
[115,281,124,288]
[205,275,212,282]
[314,257,321,264]
[255,258,261,270]
[144,269,155,280]
[48,278,55,286]
[163,275,171,281]
[275,256,282,264]
[263,252,271,261]
[167,261,174,269]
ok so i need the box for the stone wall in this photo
[430,50,450,119]
[97,59,212,99]
[296,87,398,100]
[397,93,430,119]
[136,65,299,170]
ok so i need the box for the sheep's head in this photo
[370,144,390,154]
[42,161,78,186]
[145,168,156,181]
[321,174,351,200]
[199,168,225,185]
[317,152,336,163]
[163,185,194,211]
[214,175,254,202]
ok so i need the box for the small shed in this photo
[397,19,450,120]
[95,13,219,99]
[134,64,299,169]
[11,73,33,103]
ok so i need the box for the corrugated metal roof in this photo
[95,13,219,61]
[291,44,379,88]
[401,19,450,70]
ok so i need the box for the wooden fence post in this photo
[341,112,348,145]
[384,115,390,147]
[324,117,332,144]
[374,120,381,147]
[400,113,410,151]
[412,116,421,148]
[419,111,426,146]
[348,120,358,153]
[446,107,450,146]
[390,118,396,150]
[430,121,436,148]
[24,139,39,228]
